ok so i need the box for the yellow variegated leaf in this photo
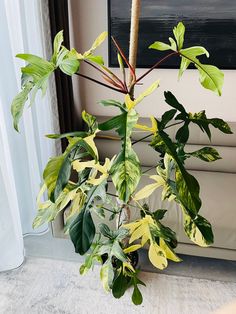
[66,190,86,220]
[134,182,160,200]
[148,242,168,270]
[59,187,79,211]
[159,239,182,262]
[135,116,158,134]
[36,183,50,209]
[141,233,149,247]
[129,224,149,244]
[72,160,96,172]
[123,262,135,273]
[83,31,108,57]
[125,94,135,110]
[135,80,160,105]
[123,244,142,253]
[90,31,108,52]
[84,132,99,158]
[123,220,142,234]
[134,175,165,200]
[87,158,113,185]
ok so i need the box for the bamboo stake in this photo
[128,0,141,95]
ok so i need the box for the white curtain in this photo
[0,0,58,271]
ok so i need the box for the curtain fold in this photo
[0,0,57,271]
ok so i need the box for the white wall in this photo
[69,0,236,121]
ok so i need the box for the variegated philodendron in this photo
[11,22,232,305]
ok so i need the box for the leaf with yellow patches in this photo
[159,239,182,262]
[148,243,167,270]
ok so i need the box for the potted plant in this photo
[11,0,232,305]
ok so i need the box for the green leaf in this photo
[178,49,224,95]
[182,208,214,247]
[175,122,189,144]
[99,99,126,111]
[69,209,95,255]
[132,285,143,305]
[69,183,106,255]
[209,118,233,134]
[46,131,87,139]
[11,82,33,131]
[152,209,167,221]
[159,109,177,129]
[149,41,172,51]
[197,64,224,96]
[86,55,104,65]
[82,110,98,133]
[187,147,221,162]
[178,46,209,78]
[51,30,64,64]
[59,57,80,75]
[164,91,187,114]
[189,111,232,139]
[173,22,185,50]
[112,273,131,299]
[175,167,201,214]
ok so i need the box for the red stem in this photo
[136,51,179,83]
[84,60,125,90]
[74,72,127,94]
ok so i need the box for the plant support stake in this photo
[128,0,141,95]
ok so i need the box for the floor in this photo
[1,256,236,314]
[0,231,235,314]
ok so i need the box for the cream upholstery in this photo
[95,117,236,260]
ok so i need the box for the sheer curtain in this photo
[0,0,59,271]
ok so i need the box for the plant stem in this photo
[102,206,116,214]
[74,72,126,94]
[136,51,179,83]
[132,133,152,145]
[164,121,184,130]
[142,165,157,174]
[84,60,125,90]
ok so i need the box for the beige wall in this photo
[68,0,236,121]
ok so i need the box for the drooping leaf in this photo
[159,239,182,262]
[182,208,214,247]
[148,242,167,270]
[11,82,33,131]
[100,260,114,292]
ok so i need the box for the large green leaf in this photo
[69,183,106,255]
[69,209,95,255]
